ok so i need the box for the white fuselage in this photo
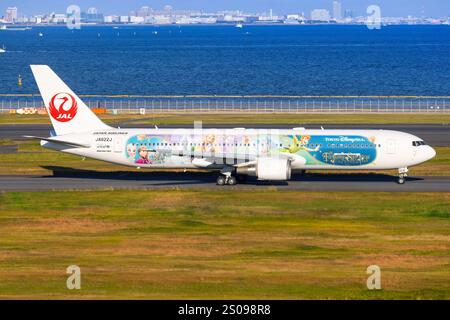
[42,128,436,173]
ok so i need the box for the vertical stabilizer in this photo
[30,65,110,136]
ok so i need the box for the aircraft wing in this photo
[230,153,296,167]
[190,152,295,168]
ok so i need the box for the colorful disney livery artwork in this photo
[125,133,377,167]
[279,135,377,166]
[125,134,191,166]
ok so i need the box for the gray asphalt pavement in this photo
[1,124,449,146]
[1,172,449,192]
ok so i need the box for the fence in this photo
[1,95,449,114]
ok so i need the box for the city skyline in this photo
[1,0,450,17]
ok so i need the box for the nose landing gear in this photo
[398,167,408,184]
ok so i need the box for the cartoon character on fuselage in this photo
[127,143,136,160]
[284,135,320,154]
[136,146,152,164]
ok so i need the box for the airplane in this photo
[26,65,436,186]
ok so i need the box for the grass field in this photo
[0,190,448,299]
[1,113,450,125]
[1,139,449,176]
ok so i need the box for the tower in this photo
[333,1,342,21]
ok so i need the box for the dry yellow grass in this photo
[0,190,448,299]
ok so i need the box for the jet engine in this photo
[237,157,292,181]
[256,157,292,181]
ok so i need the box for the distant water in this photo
[0,25,449,96]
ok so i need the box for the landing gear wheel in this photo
[227,176,237,186]
[216,176,226,186]
[397,168,408,185]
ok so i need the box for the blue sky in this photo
[2,0,450,17]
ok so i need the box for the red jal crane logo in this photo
[49,93,78,122]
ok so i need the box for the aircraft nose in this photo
[425,146,436,161]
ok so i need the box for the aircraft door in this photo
[114,137,123,153]
[387,139,396,155]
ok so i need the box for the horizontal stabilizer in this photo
[23,136,90,148]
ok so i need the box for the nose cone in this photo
[426,146,437,161]
[412,146,436,166]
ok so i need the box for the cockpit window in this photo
[412,141,427,147]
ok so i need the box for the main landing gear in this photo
[216,167,239,186]
[398,167,408,185]
[216,175,237,186]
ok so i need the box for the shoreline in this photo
[1,23,448,28]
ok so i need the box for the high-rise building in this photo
[344,9,353,19]
[138,6,152,17]
[311,9,330,21]
[333,1,343,21]
[87,7,98,15]
[83,7,103,23]
[5,7,18,23]
[119,16,129,23]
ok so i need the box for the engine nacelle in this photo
[256,157,292,181]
